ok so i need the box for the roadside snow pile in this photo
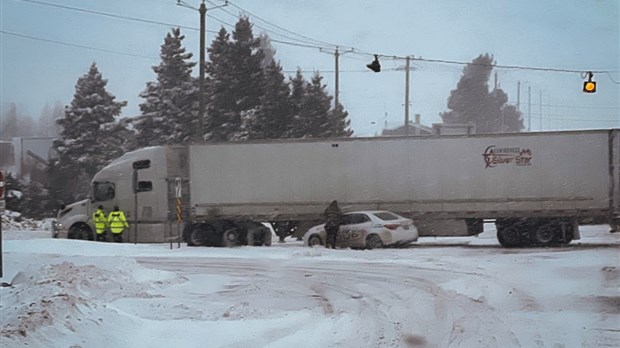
[1,211,53,231]
[0,258,183,346]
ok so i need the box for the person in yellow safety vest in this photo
[93,205,108,242]
[107,206,129,243]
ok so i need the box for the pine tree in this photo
[440,54,523,133]
[285,68,307,138]
[251,60,294,139]
[21,180,57,219]
[204,28,235,141]
[327,103,353,137]
[136,28,197,146]
[0,103,19,140]
[38,102,62,137]
[4,173,23,213]
[205,17,265,141]
[51,63,129,202]
[284,69,352,138]
[258,33,276,68]
[299,72,333,138]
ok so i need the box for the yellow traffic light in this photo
[583,81,596,93]
[583,71,596,93]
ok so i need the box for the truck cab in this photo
[54,146,181,242]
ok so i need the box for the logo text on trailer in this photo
[482,146,532,168]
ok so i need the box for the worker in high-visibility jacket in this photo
[93,205,108,242]
[107,206,129,243]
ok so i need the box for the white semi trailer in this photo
[53,129,620,247]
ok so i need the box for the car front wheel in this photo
[308,235,323,247]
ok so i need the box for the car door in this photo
[338,213,371,247]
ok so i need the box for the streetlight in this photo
[177,0,228,139]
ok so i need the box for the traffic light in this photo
[367,54,381,72]
[583,71,596,93]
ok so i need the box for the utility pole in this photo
[177,0,228,140]
[539,90,543,131]
[528,86,531,131]
[517,81,521,112]
[404,55,411,135]
[198,1,206,138]
[320,46,353,110]
[335,47,339,108]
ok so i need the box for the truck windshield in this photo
[93,182,115,202]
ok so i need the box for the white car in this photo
[302,210,418,249]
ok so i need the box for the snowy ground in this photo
[1,223,618,348]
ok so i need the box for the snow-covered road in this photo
[1,225,619,347]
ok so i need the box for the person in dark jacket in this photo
[323,200,343,249]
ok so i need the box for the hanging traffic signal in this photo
[583,71,596,93]
[367,54,381,72]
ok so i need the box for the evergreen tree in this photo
[136,28,197,146]
[205,28,235,141]
[18,114,36,137]
[4,173,23,213]
[440,54,523,133]
[327,103,353,137]
[38,102,61,137]
[299,72,334,138]
[258,33,276,68]
[0,103,19,140]
[251,60,294,139]
[51,63,129,202]
[284,68,307,138]
[21,180,57,219]
[205,17,265,141]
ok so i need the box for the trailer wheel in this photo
[308,235,323,247]
[188,224,212,246]
[262,229,272,246]
[532,223,555,246]
[497,225,522,248]
[222,228,239,247]
[365,234,384,249]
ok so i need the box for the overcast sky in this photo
[1,0,619,136]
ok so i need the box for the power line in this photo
[17,0,199,32]
[204,4,344,51]
[226,0,342,49]
[13,0,620,78]
[0,30,158,60]
[526,114,619,123]
[517,102,620,110]
[413,57,612,74]
[18,0,330,51]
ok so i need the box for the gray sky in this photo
[2,0,619,136]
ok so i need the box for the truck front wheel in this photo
[68,224,93,241]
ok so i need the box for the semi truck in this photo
[53,128,620,247]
